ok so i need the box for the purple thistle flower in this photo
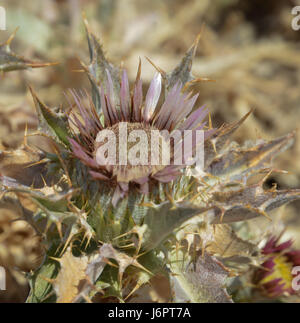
[68,68,211,206]
[254,236,300,298]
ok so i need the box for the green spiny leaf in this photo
[29,86,72,146]
[26,258,58,303]
[141,201,207,251]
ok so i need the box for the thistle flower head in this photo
[69,68,210,205]
[254,236,300,298]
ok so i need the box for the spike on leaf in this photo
[0,29,57,72]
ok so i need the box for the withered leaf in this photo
[169,250,232,303]
[74,243,150,302]
[209,184,300,224]
[206,132,295,182]
[0,145,47,187]
[206,224,257,258]
[53,247,89,303]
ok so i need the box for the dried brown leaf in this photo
[206,224,257,258]
[0,145,47,187]
[53,247,89,303]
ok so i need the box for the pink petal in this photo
[89,170,110,180]
[164,84,188,129]
[133,79,143,121]
[99,86,111,126]
[179,105,208,130]
[153,81,181,129]
[120,70,130,121]
[105,69,119,123]
[139,182,149,194]
[144,72,162,122]
[70,138,98,168]
[119,182,129,192]
[112,185,127,207]
[69,90,91,129]
[152,166,180,182]
[133,177,149,185]
[152,173,178,183]
[171,93,199,127]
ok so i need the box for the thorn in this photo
[49,256,61,263]
[120,243,135,249]
[71,69,85,73]
[23,123,28,147]
[50,142,72,188]
[24,158,48,169]
[187,34,200,59]
[83,232,93,250]
[3,27,19,47]
[219,209,225,223]
[82,11,90,32]
[165,188,175,205]
[259,169,274,186]
[135,57,142,83]
[182,77,216,92]
[211,139,217,155]
[145,56,166,77]
[44,218,53,235]
[40,275,56,284]
[28,85,39,104]
[60,233,75,256]
[112,229,133,240]
[138,202,155,208]
[247,205,273,222]
[259,210,272,222]
[29,62,59,68]
[208,112,213,130]
[40,174,47,187]
[56,221,63,240]
[103,257,118,268]
[124,282,143,301]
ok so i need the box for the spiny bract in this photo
[1,22,300,303]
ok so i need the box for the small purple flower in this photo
[254,236,300,297]
[68,68,212,206]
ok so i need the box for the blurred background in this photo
[0,0,300,302]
